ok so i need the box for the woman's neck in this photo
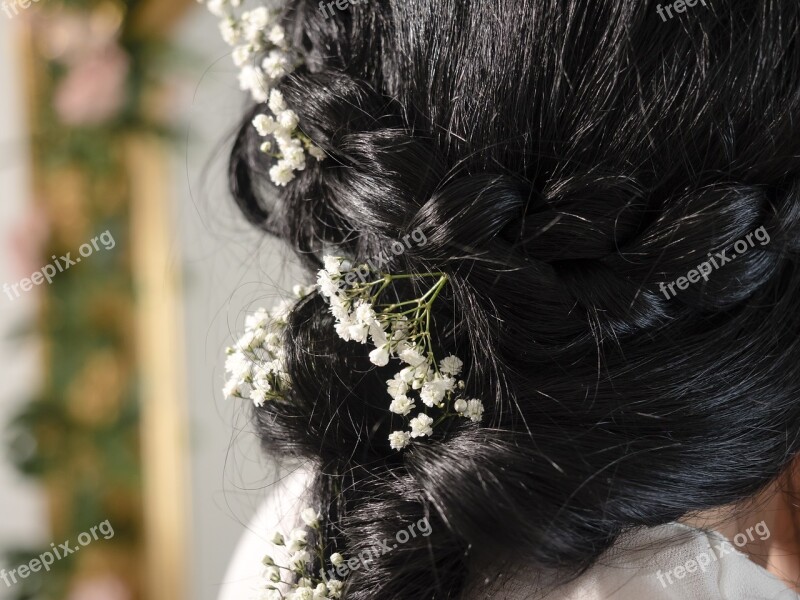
[680,462,800,592]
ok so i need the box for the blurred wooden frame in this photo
[125,4,196,600]
[17,0,196,598]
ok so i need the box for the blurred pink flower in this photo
[66,574,131,600]
[54,43,130,126]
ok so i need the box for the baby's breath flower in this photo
[329,552,345,567]
[312,582,329,599]
[309,145,326,161]
[269,531,285,546]
[264,565,281,582]
[289,550,311,572]
[389,430,411,450]
[465,399,484,423]
[270,160,297,186]
[291,586,314,600]
[439,355,464,376]
[389,395,415,416]
[409,413,434,438]
[301,507,320,528]
[260,589,282,600]
[369,344,391,366]
[327,580,344,598]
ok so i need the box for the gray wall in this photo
[174,9,303,600]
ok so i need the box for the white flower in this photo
[219,18,239,45]
[465,399,484,422]
[232,45,252,67]
[317,269,342,298]
[241,7,271,43]
[334,319,354,341]
[270,160,297,186]
[312,583,328,599]
[269,89,287,114]
[268,24,287,48]
[293,284,314,298]
[282,142,307,170]
[263,49,291,79]
[397,366,416,384]
[386,376,408,399]
[354,302,378,325]
[260,141,273,154]
[420,375,455,407]
[369,344,390,366]
[409,413,434,438]
[308,145,326,161]
[439,355,464,377]
[249,386,270,407]
[222,378,241,399]
[329,552,345,567]
[288,528,308,551]
[261,554,275,566]
[245,307,270,330]
[239,65,268,102]
[288,550,311,571]
[369,322,389,348]
[225,350,252,380]
[259,589,282,600]
[399,347,427,368]
[323,256,344,274]
[271,300,293,324]
[300,507,320,528]
[389,430,411,450]
[264,565,281,582]
[290,586,314,600]
[326,580,344,598]
[389,395,414,416]
[253,114,278,136]
[277,109,300,131]
[269,531,285,545]
[205,0,229,18]
[453,398,468,414]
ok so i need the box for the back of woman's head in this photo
[228,1,800,597]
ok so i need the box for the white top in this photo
[217,468,800,600]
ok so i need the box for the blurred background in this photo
[0,1,301,599]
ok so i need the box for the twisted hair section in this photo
[228,1,800,597]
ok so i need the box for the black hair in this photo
[228,1,800,597]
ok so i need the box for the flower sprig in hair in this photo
[317,256,484,450]
[199,0,326,186]
[223,285,313,405]
[258,507,345,600]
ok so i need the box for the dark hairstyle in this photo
[228,1,800,597]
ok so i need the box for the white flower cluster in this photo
[223,285,313,406]
[258,507,345,600]
[198,0,326,186]
[254,89,327,186]
[317,256,485,451]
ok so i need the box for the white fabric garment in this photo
[217,468,800,600]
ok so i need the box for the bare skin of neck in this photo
[681,460,800,592]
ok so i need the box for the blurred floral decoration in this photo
[4,0,192,598]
